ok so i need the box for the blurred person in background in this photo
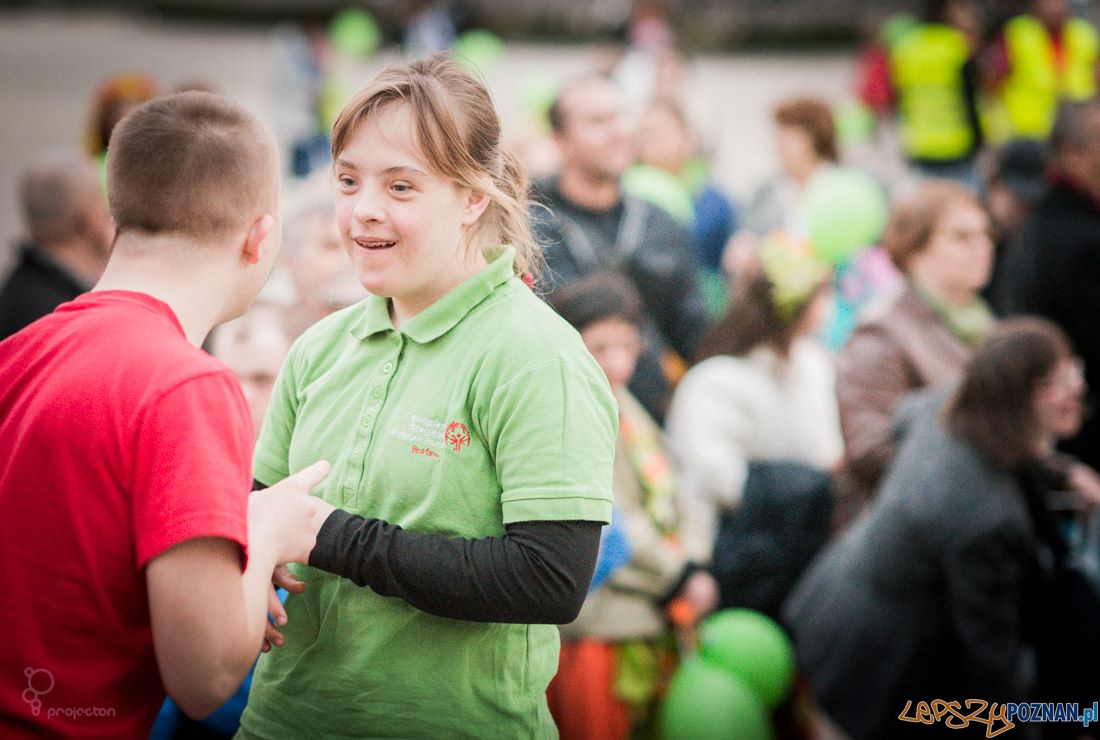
[729,97,838,252]
[982,138,1049,314]
[84,73,159,186]
[997,98,1100,473]
[668,234,842,565]
[547,271,717,740]
[836,180,995,509]
[623,98,738,313]
[983,0,1099,142]
[212,303,294,440]
[888,0,986,188]
[281,178,367,336]
[0,151,113,339]
[785,318,1095,740]
[533,74,710,424]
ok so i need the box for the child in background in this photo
[548,271,718,740]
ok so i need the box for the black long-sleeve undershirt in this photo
[254,479,602,624]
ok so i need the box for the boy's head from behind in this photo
[108,91,279,241]
[106,91,282,317]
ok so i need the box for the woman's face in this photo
[581,318,642,392]
[909,202,994,298]
[334,104,488,314]
[638,106,690,174]
[776,124,818,179]
[1034,357,1087,440]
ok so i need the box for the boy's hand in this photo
[248,461,330,565]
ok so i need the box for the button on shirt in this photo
[241,246,616,739]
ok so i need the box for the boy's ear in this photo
[242,214,275,265]
[460,190,491,229]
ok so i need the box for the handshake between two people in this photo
[246,460,337,654]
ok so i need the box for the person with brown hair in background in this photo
[669,235,842,564]
[84,73,159,187]
[786,318,1098,740]
[547,271,718,740]
[735,97,838,243]
[0,151,114,339]
[836,180,995,508]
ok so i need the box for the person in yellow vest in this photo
[889,0,986,188]
[986,0,1099,140]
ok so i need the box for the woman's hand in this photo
[680,570,720,618]
[1067,462,1100,509]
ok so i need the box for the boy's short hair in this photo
[107,91,277,240]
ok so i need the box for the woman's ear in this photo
[461,190,491,229]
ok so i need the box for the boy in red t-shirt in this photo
[0,92,329,739]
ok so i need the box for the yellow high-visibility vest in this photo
[890,24,976,161]
[1002,15,1098,139]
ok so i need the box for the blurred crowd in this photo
[4,0,1100,737]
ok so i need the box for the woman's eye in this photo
[338,176,356,188]
[391,183,413,194]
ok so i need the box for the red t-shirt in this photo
[0,291,253,739]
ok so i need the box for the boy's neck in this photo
[94,235,240,347]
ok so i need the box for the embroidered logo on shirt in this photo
[388,415,472,458]
[444,421,471,452]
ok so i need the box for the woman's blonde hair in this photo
[331,54,540,279]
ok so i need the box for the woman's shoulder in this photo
[884,411,1027,530]
[471,279,606,377]
[852,284,938,338]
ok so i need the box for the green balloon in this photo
[452,29,505,72]
[697,609,796,710]
[805,168,888,266]
[330,7,382,58]
[659,657,774,740]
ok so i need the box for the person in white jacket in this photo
[668,234,844,562]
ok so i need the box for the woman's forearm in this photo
[309,511,601,624]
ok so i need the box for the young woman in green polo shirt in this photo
[237,55,618,739]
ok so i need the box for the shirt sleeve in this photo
[309,513,601,624]
[130,371,253,569]
[253,342,301,486]
[480,357,617,525]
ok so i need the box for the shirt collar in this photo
[350,245,517,344]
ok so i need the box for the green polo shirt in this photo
[238,246,616,739]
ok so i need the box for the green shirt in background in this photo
[238,246,617,739]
